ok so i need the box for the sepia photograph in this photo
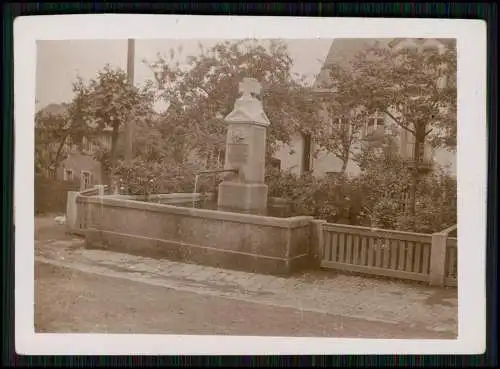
[15,15,486,355]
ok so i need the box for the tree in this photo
[311,64,370,174]
[69,65,155,182]
[113,158,201,197]
[112,112,206,196]
[353,135,414,228]
[351,134,456,232]
[345,40,457,219]
[396,166,457,233]
[35,105,71,175]
[148,39,315,168]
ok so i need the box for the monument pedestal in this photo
[218,181,268,213]
[217,77,271,215]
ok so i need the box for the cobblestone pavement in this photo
[35,227,458,336]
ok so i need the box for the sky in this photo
[35,39,333,113]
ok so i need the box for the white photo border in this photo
[14,14,487,355]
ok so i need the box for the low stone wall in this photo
[77,194,314,276]
[66,185,107,235]
[124,193,209,205]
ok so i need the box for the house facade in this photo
[273,38,457,178]
[56,131,115,188]
[37,103,117,189]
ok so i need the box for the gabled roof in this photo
[314,38,456,89]
[314,38,392,88]
[36,102,115,132]
[390,38,456,49]
[39,102,70,116]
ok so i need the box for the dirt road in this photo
[35,262,455,338]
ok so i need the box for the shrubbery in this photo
[112,155,456,234]
[265,165,456,234]
[266,167,363,224]
[112,158,219,196]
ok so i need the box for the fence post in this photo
[96,185,105,197]
[430,232,448,286]
[310,220,326,267]
[65,191,79,234]
[75,194,85,234]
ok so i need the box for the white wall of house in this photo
[273,132,305,176]
[279,37,456,178]
[311,148,361,177]
[275,135,362,177]
[274,118,457,178]
[434,147,457,175]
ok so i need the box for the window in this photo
[88,138,93,153]
[82,137,94,154]
[81,171,92,190]
[102,134,112,148]
[48,168,57,179]
[328,117,352,136]
[63,136,73,153]
[332,117,342,130]
[364,113,385,136]
[270,158,281,171]
[63,168,74,181]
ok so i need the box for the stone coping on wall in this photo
[77,194,312,229]
[104,193,291,205]
[102,193,205,200]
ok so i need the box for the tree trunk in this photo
[409,171,418,217]
[108,125,120,186]
[340,157,348,175]
[408,134,424,225]
[101,165,108,188]
[50,134,69,176]
[302,133,312,174]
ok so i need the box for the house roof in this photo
[314,38,456,89]
[39,102,70,116]
[36,102,115,132]
[314,38,391,88]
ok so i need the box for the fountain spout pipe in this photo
[193,168,239,207]
[196,168,239,175]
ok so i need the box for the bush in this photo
[266,165,456,233]
[35,175,80,214]
[113,158,456,234]
[266,168,361,224]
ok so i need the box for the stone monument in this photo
[217,78,271,214]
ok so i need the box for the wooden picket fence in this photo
[444,236,458,286]
[319,222,457,287]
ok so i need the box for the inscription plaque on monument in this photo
[228,143,249,164]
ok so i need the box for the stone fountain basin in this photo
[76,193,314,276]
